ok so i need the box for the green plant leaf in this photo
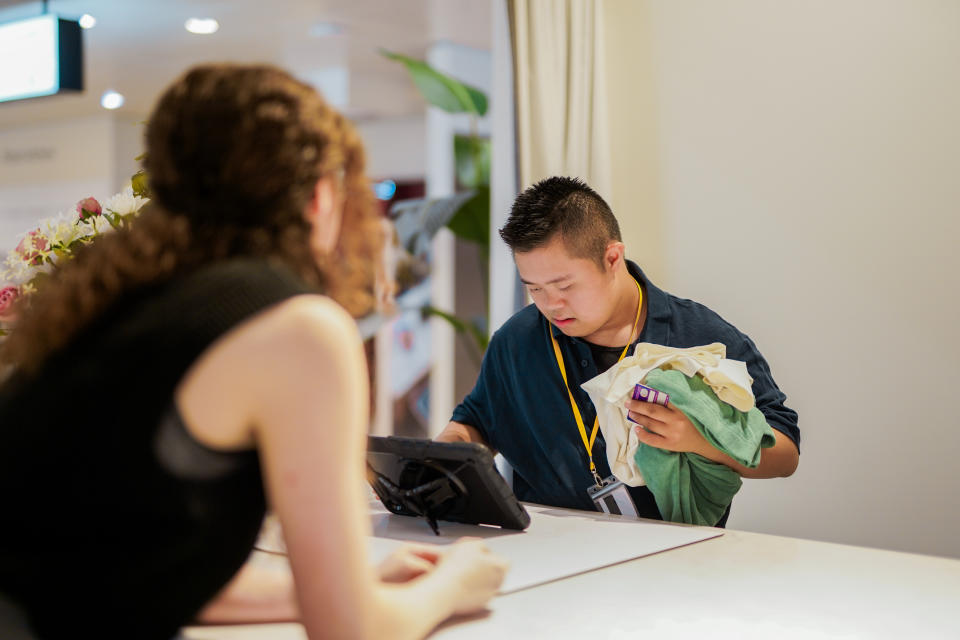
[463,86,488,117]
[423,305,489,354]
[423,305,468,332]
[454,135,491,189]
[468,317,490,352]
[131,170,150,198]
[26,271,50,289]
[381,49,488,116]
[446,186,490,252]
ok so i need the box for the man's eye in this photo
[528,287,541,293]
[558,285,572,291]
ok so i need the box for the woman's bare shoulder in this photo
[196,293,361,373]
[176,294,363,449]
[245,294,359,345]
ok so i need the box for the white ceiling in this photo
[0,0,492,127]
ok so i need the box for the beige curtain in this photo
[510,0,611,196]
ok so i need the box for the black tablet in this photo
[366,435,530,533]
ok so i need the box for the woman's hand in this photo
[625,398,711,456]
[431,538,509,616]
[377,543,442,583]
[378,538,508,615]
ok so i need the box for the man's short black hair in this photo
[499,176,621,266]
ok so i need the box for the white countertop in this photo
[181,505,960,640]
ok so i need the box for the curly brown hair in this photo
[1,64,384,374]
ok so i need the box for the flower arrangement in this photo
[0,185,150,337]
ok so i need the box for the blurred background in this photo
[1,0,958,561]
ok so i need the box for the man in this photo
[436,176,799,526]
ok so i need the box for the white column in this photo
[490,0,518,484]
[490,0,519,334]
[424,41,494,437]
[425,44,458,438]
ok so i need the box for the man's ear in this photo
[603,241,626,272]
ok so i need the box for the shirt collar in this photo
[626,260,670,345]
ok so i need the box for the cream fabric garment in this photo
[580,343,756,487]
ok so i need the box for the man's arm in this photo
[626,399,799,478]
[435,421,489,447]
[696,429,798,479]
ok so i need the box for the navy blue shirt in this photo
[451,262,799,519]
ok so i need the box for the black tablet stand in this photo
[368,459,469,535]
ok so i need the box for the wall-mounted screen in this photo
[0,15,83,103]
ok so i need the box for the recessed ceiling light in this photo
[79,14,96,29]
[185,18,219,35]
[100,90,124,110]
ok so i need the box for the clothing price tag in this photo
[632,382,669,406]
[627,382,669,424]
[586,475,639,518]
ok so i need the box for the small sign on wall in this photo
[2,146,57,165]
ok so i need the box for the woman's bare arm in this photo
[178,295,506,640]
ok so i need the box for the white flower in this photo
[88,215,115,236]
[42,213,88,247]
[2,183,148,290]
[2,257,29,284]
[103,186,149,216]
[2,249,49,285]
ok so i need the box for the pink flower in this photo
[0,285,19,323]
[15,230,47,266]
[76,196,102,221]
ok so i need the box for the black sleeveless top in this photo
[0,259,311,639]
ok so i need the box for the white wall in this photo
[357,116,427,181]
[112,117,146,194]
[608,0,960,558]
[604,0,666,285]
[0,116,119,249]
[0,112,424,244]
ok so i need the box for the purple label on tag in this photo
[628,383,669,423]
[631,383,669,406]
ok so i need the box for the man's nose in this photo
[544,289,565,309]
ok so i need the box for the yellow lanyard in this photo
[549,278,643,487]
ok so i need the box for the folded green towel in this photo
[635,368,776,526]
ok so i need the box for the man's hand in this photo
[625,398,712,456]
[624,397,800,478]
[435,421,489,447]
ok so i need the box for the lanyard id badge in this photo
[587,475,640,517]
[549,278,644,508]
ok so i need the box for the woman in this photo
[0,64,507,640]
